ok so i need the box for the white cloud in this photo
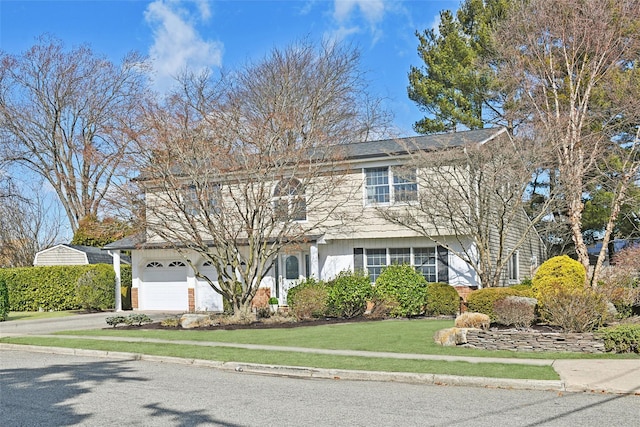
[144,0,222,92]
[328,0,386,44]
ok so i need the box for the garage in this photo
[195,261,224,312]
[140,260,189,311]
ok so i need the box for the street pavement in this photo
[1,312,639,395]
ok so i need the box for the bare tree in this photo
[137,41,391,315]
[0,176,63,267]
[0,35,149,232]
[378,130,550,288]
[493,0,640,284]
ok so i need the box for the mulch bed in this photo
[117,315,387,331]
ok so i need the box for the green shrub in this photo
[105,313,153,327]
[125,313,153,326]
[0,277,9,321]
[532,255,586,307]
[425,282,459,316]
[467,287,530,321]
[597,324,640,353]
[287,278,328,320]
[326,270,373,318]
[540,288,609,332]
[76,267,115,311]
[0,264,116,312]
[105,315,128,327]
[374,264,427,317]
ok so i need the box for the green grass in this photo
[0,336,559,380]
[59,318,639,360]
[6,311,79,321]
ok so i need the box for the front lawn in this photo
[5,311,78,321]
[0,335,559,380]
[52,318,639,359]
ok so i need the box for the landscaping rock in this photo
[455,312,490,330]
[180,314,210,329]
[434,327,476,346]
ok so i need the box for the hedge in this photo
[0,264,116,312]
[467,285,533,321]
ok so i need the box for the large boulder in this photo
[180,313,211,329]
[454,312,490,330]
[434,327,474,346]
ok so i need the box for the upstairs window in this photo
[273,178,307,221]
[508,251,519,282]
[365,167,390,204]
[364,167,417,205]
[183,184,199,216]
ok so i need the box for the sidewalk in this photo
[1,313,639,395]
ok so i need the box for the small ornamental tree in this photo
[375,264,427,317]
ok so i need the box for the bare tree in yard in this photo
[0,176,63,267]
[379,130,551,288]
[137,41,391,315]
[0,35,149,232]
[493,0,640,284]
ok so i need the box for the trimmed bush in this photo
[0,277,9,321]
[287,278,328,320]
[466,287,530,321]
[425,282,459,316]
[532,255,586,307]
[76,268,115,311]
[326,270,373,318]
[597,324,640,353]
[374,264,427,317]
[493,296,536,328]
[1,264,116,312]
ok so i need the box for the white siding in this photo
[34,246,88,266]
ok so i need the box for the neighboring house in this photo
[34,244,130,266]
[105,127,546,312]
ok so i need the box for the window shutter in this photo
[437,246,449,283]
[353,248,364,271]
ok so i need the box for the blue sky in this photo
[1,0,461,137]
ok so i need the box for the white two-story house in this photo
[105,127,546,312]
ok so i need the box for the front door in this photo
[279,253,304,305]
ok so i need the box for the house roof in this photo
[103,232,324,251]
[335,127,507,161]
[34,244,131,265]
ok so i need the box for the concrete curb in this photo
[0,343,565,392]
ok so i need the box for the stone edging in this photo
[464,329,606,353]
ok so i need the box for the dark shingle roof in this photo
[64,244,131,264]
[337,127,506,160]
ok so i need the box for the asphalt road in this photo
[1,350,638,426]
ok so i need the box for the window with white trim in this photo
[364,247,438,283]
[365,248,387,282]
[508,251,519,282]
[168,261,186,267]
[146,261,163,268]
[273,178,307,221]
[414,247,437,283]
[364,167,417,205]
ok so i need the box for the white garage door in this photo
[196,264,223,312]
[141,261,189,311]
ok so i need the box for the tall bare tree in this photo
[137,41,391,315]
[494,0,640,284]
[378,130,550,288]
[0,35,149,232]
[0,175,63,267]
